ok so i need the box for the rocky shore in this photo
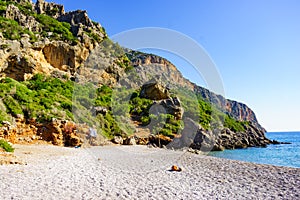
[0,144,299,199]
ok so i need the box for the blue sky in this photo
[48,0,300,132]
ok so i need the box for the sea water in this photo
[209,132,300,168]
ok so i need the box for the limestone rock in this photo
[92,106,108,116]
[57,10,104,41]
[148,134,172,147]
[169,118,215,151]
[123,137,136,145]
[4,4,40,32]
[135,137,149,145]
[140,81,170,100]
[212,123,274,151]
[112,136,123,145]
[128,50,266,132]
[35,0,65,18]
[42,42,76,71]
[156,97,184,120]
[57,10,93,29]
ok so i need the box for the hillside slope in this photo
[0,0,277,151]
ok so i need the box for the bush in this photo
[0,139,14,152]
[3,95,23,116]
[0,15,37,42]
[224,115,246,132]
[34,14,77,43]
[141,116,150,125]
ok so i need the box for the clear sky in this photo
[47,0,300,132]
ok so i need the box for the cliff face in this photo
[0,0,261,129]
[126,51,265,132]
[0,0,271,150]
[0,0,106,81]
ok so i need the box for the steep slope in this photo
[126,51,264,132]
[0,0,278,150]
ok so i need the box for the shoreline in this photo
[1,144,299,199]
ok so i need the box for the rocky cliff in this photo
[126,51,265,132]
[0,0,275,150]
[0,0,106,81]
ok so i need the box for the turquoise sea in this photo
[209,132,300,168]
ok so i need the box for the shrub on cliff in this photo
[34,14,77,43]
[0,139,14,152]
[224,115,246,132]
[0,16,35,41]
[0,75,74,121]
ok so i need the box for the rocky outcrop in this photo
[140,81,170,100]
[0,117,82,147]
[57,10,97,30]
[35,0,64,18]
[42,42,76,71]
[57,10,105,45]
[169,118,215,151]
[4,4,40,32]
[168,118,277,151]
[123,137,136,145]
[195,86,265,132]
[112,136,123,145]
[0,0,106,80]
[155,97,184,120]
[126,50,265,132]
[213,123,273,150]
[126,51,194,89]
[0,36,65,80]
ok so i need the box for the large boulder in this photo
[169,118,215,151]
[123,136,136,145]
[140,81,170,100]
[112,136,123,145]
[38,119,82,147]
[156,97,184,120]
[148,134,172,147]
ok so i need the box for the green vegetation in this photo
[46,7,59,17]
[171,87,249,131]
[174,87,213,129]
[129,92,183,137]
[0,16,37,42]
[100,39,124,57]
[0,139,14,152]
[86,21,107,42]
[0,0,109,44]
[0,75,74,121]
[0,75,131,139]
[0,0,37,41]
[94,85,113,107]
[224,115,248,132]
[0,0,76,43]
[129,93,153,116]
[34,14,77,43]
[0,74,250,139]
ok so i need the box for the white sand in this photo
[0,144,299,200]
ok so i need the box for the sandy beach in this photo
[0,144,299,200]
